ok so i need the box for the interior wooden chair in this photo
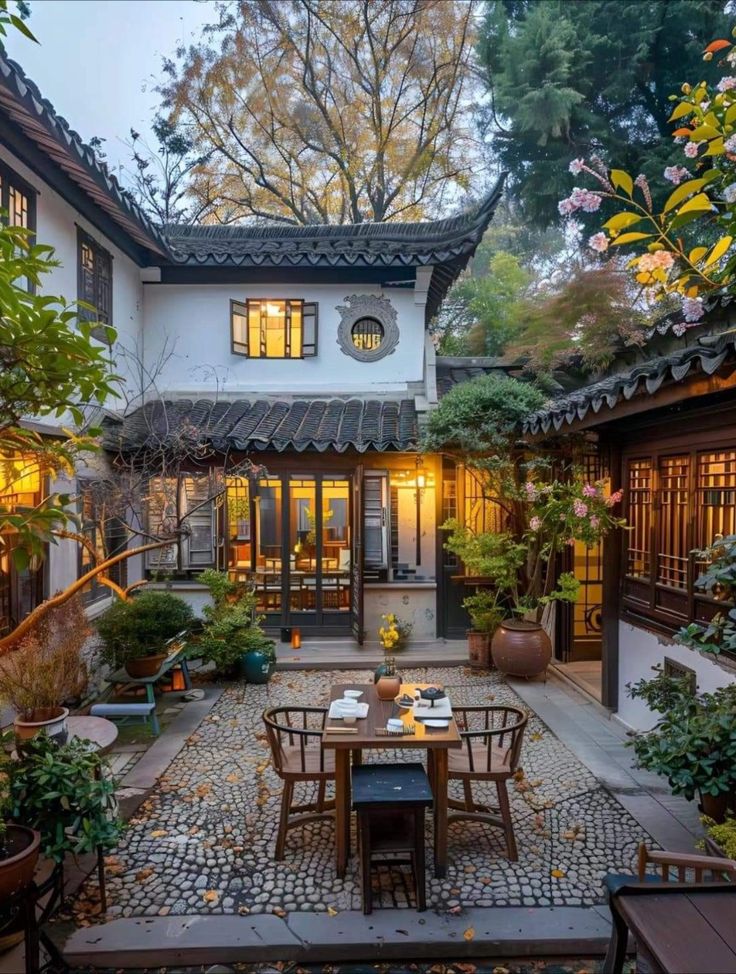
[263,706,335,859]
[447,705,528,860]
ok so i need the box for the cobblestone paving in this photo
[103,668,649,918]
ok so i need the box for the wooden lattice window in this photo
[351,317,384,351]
[231,299,318,358]
[657,455,690,590]
[696,449,736,546]
[78,228,113,339]
[625,459,652,578]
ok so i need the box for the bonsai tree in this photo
[97,590,194,670]
[0,595,89,724]
[675,534,736,657]
[195,570,275,676]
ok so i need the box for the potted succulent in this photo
[627,669,736,823]
[195,570,276,682]
[462,589,505,669]
[0,595,89,745]
[97,590,194,677]
[0,733,40,904]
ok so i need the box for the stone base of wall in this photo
[364,583,437,642]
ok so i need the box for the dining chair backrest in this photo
[637,843,736,884]
[263,706,329,776]
[453,705,527,775]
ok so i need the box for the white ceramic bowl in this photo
[343,690,363,700]
[386,717,404,733]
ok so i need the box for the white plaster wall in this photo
[617,620,736,731]
[364,584,437,642]
[0,145,145,402]
[141,284,426,397]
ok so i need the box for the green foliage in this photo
[703,817,736,858]
[627,665,695,714]
[97,591,193,668]
[675,534,736,656]
[462,589,506,634]
[628,678,736,801]
[443,519,525,588]
[479,0,731,229]
[9,734,122,863]
[196,571,275,675]
[539,571,579,607]
[422,374,546,459]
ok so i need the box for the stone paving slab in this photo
[63,906,613,967]
[96,668,651,919]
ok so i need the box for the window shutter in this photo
[364,473,387,580]
[284,301,292,358]
[182,476,216,568]
[303,302,318,357]
[231,300,248,356]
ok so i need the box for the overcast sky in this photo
[4,0,214,174]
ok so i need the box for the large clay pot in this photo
[375,675,402,701]
[14,706,69,745]
[467,631,491,669]
[491,619,551,678]
[125,653,168,678]
[699,790,729,824]
[240,650,275,685]
[0,825,40,902]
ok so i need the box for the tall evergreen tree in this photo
[479,0,732,228]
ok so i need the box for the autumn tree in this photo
[160,0,482,225]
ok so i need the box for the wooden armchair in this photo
[637,843,736,884]
[447,705,527,860]
[262,706,335,859]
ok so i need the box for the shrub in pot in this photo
[0,595,89,744]
[0,732,40,905]
[195,570,276,681]
[701,816,736,859]
[627,670,736,822]
[462,589,505,668]
[97,590,194,677]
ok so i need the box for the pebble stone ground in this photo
[101,667,650,918]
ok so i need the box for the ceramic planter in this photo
[467,631,491,669]
[375,674,401,700]
[0,825,40,902]
[699,790,729,824]
[240,650,275,684]
[125,653,167,678]
[14,706,69,745]
[491,619,551,678]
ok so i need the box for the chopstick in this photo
[324,726,358,734]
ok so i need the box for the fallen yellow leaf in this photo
[226,773,241,784]
[463,926,475,941]
[327,906,338,916]
[551,868,566,879]
[150,829,168,838]
[203,890,219,903]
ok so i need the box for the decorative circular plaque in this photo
[336,295,399,362]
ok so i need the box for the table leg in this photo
[334,749,351,878]
[602,896,629,974]
[180,658,192,690]
[432,748,449,878]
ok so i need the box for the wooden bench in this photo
[104,638,192,708]
[90,702,159,737]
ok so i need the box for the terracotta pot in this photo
[125,653,168,678]
[699,791,729,824]
[491,619,551,678]
[14,706,69,745]
[0,825,40,902]
[467,631,491,669]
[375,675,401,701]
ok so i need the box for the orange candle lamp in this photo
[291,628,302,649]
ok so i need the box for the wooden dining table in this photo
[321,682,462,878]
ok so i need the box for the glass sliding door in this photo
[321,479,351,621]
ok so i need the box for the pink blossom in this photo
[682,296,704,322]
[672,322,687,337]
[638,251,675,273]
[524,481,538,500]
[588,232,609,253]
[634,174,652,209]
[573,499,588,517]
[684,141,701,159]
[566,538,576,546]
[590,515,600,529]
[605,490,623,508]
[582,484,598,498]
[558,187,603,216]
[558,197,577,216]
[717,76,736,92]
[725,135,736,154]
[664,165,690,185]
[724,182,736,204]
[529,516,542,531]
[568,158,585,175]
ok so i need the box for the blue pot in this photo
[240,651,275,684]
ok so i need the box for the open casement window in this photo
[623,445,736,644]
[78,483,129,603]
[77,228,113,342]
[231,299,318,358]
[145,474,217,573]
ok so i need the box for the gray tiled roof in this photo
[0,54,169,258]
[524,328,736,435]
[104,398,420,455]
[435,356,517,397]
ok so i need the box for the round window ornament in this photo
[336,295,399,362]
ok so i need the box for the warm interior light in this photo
[291,627,302,649]
[266,302,285,317]
[171,667,186,691]
[417,473,426,489]
[0,454,42,508]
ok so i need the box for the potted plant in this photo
[462,589,505,669]
[0,732,40,904]
[627,669,736,823]
[195,570,276,682]
[374,614,412,696]
[0,595,89,744]
[675,534,736,658]
[97,590,194,677]
[701,816,736,860]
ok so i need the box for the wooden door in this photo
[351,464,364,644]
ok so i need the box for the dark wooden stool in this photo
[351,762,433,915]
